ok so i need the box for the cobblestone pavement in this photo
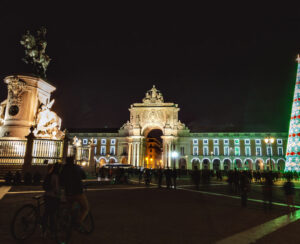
[0,180,299,244]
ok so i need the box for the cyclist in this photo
[60,156,89,230]
[42,163,61,236]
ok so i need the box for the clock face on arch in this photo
[9,105,19,116]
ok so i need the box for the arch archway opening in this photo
[234,159,242,170]
[255,159,264,171]
[145,129,163,168]
[203,159,210,170]
[244,159,253,170]
[277,159,285,172]
[192,159,200,170]
[223,159,231,171]
[213,159,220,171]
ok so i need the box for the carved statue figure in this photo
[34,99,63,139]
[0,100,7,126]
[142,85,164,103]
[20,26,51,78]
[7,76,25,105]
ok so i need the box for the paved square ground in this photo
[0,181,295,244]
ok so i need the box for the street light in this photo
[264,137,274,171]
[145,157,149,168]
[171,151,178,169]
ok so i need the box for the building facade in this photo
[68,85,287,171]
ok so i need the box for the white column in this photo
[136,142,140,167]
[132,143,136,167]
[128,143,132,165]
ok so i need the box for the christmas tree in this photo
[285,55,300,171]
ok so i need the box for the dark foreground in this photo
[0,181,299,244]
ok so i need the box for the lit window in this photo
[234,146,240,156]
[203,139,208,145]
[94,147,97,154]
[193,139,198,145]
[193,146,198,156]
[203,146,208,156]
[111,139,116,145]
[277,139,283,145]
[101,139,106,145]
[110,146,115,155]
[224,146,229,156]
[245,146,251,156]
[93,139,97,145]
[223,139,229,145]
[255,139,261,145]
[234,139,239,145]
[100,146,106,155]
[214,146,219,156]
[83,139,88,145]
[244,139,250,145]
[213,139,219,145]
[278,147,283,156]
[267,147,272,156]
[256,147,262,156]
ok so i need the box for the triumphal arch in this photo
[119,85,189,167]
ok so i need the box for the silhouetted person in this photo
[157,167,163,188]
[165,167,172,189]
[172,168,177,189]
[263,171,273,211]
[283,176,295,213]
[240,171,250,207]
[13,171,21,185]
[4,171,13,185]
[192,166,201,190]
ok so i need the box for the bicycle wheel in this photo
[55,207,72,244]
[11,204,38,240]
[82,211,94,234]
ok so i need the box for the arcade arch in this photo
[202,158,210,169]
[223,159,231,171]
[213,159,221,170]
[244,158,253,170]
[192,158,200,170]
[255,159,264,171]
[277,159,285,171]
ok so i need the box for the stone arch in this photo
[202,158,210,169]
[213,158,221,171]
[234,158,242,169]
[142,124,164,137]
[192,158,200,170]
[244,158,253,170]
[179,158,187,170]
[266,158,276,171]
[108,156,118,164]
[223,158,231,171]
[255,158,264,171]
[277,158,285,172]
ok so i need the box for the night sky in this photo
[0,2,299,132]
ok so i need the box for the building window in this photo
[94,147,97,154]
[111,139,116,145]
[214,146,219,156]
[193,146,198,156]
[123,146,127,154]
[180,147,185,156]
[234,139,239,145]
[203,146,208,156]
[110,146,115,155]
[203,139,208,145]
[245,146,251,156]
[256,147,262,156]
[267,146,272,156]
[83,139,88,145]
[277,139,283,145]
[100,146,106,155]
[101,139,106,145]
[244,139,250,145]
[93,139,97,145]
[193,139,198,145]
[223,139,229,145]
[255,139,261,145]
[213,139,219,145]
[224,146,229,156]
[278,147,283,156]
[234,146,240,156]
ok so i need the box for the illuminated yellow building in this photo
[145,138,162,168]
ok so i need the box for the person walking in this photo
[283,176,296,213]
[157,167,163,188]
[172,168,177,189]
[240,171,250,207]
[165,167,172,189]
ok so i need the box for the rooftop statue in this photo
[20,27,51,78]
[143,85,164,103]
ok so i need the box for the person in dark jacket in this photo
[60,157,88,227]
[165,167,172,189]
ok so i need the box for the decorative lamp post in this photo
[171,151,178,169]
[264,137,274,171]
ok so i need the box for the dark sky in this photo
[0,2,299,132]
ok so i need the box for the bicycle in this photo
[11,195,71,244]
